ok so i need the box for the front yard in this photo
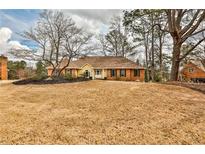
[0,80,205,144]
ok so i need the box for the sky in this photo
[0,9,122,56]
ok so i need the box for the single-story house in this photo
[47,56,145,81]
[0,55,8,80]
[180,60,205,82]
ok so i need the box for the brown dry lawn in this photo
[0,80,205,144]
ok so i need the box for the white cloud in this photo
[62,10,123,34]
[0,27,12,54]
[8,41,30,50]
[0,27,30,56]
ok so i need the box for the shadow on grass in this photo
[12,77,91,85]
[164,82,205,95]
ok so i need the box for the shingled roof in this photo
[190,60,205,72]
[48,56,144,69]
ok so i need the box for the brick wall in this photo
[47,68,145,81]
[130,69,145,81]
[106,69,145,81]
[72,69,77,78]
[0,56,8,80]
[47,69,52,76]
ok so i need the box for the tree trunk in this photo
[51,68,58,77]
[159,33,163,81]
[170,42,182,81]
[151,15,155,81]
[145,44,150,81]
[58,58,71,77]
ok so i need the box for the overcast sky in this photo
[0,9,123,56]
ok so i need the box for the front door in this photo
[85,70,90,78]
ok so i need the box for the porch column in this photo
[92,69,95,80]
[102,69,104,79]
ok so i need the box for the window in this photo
[66,69,72,75]
[110,69,116,77]
[188,68,194,73]
[120,69,126,77]
[95,69,101,75]
[134,69,140,77]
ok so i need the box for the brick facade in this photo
[48,68,145,81]
[107,69,144,81]
[46,56,145,82]
[0,56,8,80]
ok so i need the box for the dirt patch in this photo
[0,80,205,144]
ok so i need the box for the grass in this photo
[0,80,205,144]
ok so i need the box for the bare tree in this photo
[104,16,137,57]
[124,9,205,81]
[123,10,164,81]
[165,9,205,81]
[11,10,92,77]
[96,34,109,56]
[59,26,93,75]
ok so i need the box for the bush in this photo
[154,72,162,82]
[51,75,63,80]
[32,73,48,80]
[64,73,73,80]
[8,70,19,79]
[154,73,162,82]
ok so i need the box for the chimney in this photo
[0,55,8,80]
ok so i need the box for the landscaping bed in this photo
[166,81,205,94]
[12,77,90,85]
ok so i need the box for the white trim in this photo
[80,63,93,69]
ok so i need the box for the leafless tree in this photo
[11,10,92,77]
[96,34,110,56]
[103,16,137,57]
[165,9,205,81]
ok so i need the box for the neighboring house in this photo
[47,56,145,81]
[180,60,205,82]
[0,55,8,80]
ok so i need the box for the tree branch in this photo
[180,10,201,35]
[179,38,205,60]
[181,10,205,42]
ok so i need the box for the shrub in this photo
[51,75,64,80]
[32,73,48,80]
[8,70,19,79]
[153,75,161,82]
[64,73,73,80]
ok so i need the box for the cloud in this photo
[0,27,30,55]
[0,27,12,54]
[8,41,30,50]
[0,10,124,58]
[62,10,123,34]
[0,10,41,41]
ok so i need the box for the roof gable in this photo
[181,61,205,74]
[80,63,93,69]
[189,61,205,72]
